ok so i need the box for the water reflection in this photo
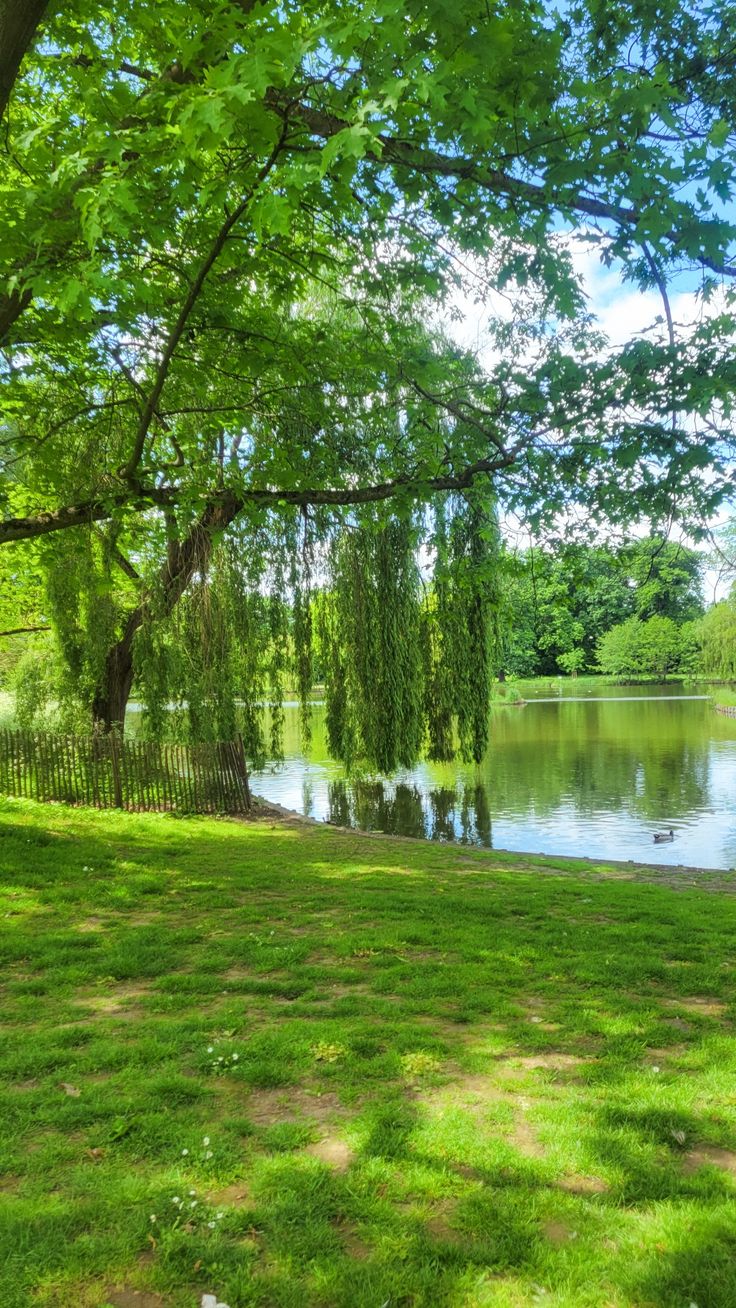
[327,780,493,846]
[253,691,736,869]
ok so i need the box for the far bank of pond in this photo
[252,682,736,871]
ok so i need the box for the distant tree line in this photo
[498,537,706,678]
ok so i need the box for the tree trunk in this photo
[0,0,50,120]
[91,609,141,732]
[90,492,242,732]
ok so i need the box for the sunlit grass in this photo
[1,797,736,1306]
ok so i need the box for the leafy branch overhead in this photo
[1,0,735,757]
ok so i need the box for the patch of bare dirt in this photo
[73,984,150,1017]
[105,1291,166,1308]
[510,1110,546,1160]
[644,1044,689,1061]
[421,1071,510,1115]
[662,1016,691,1032]
[305,1136,354,1171]
[321,983,372,999]
[245,1086,348,1126]
[424,1201,464,1245]
[663,996,729,1018]
[222,966,255,981]
[683,1145,736,1176]
[335,1221,371,1259]
[397,949,449,962]
[208,1181,253,1207]
[518,999,561,1031]
[450,1160,485,1182]
[515,1054,589,1072]
[542,1218,576,1245]
[558,1173,609,1195]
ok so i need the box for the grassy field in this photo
[2,801,736,1308]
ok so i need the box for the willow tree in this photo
[698,594,736,680]
[1,0,736,763]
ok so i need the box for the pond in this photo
[251,684,736,870]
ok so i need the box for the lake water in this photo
[251,684,736,870]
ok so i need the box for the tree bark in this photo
[90,494,241,731]
[0,0,50,120]
[91,609,140,731]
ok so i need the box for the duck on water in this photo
[653,829,675,843]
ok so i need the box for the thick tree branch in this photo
[0,448,520,545]
[0,0,50,120]
[269,91,736,279]
[0,286,32,340]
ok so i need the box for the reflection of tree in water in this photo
[327,780,493,846]
[484,700,712,820]
[328,780,427,838]
[462,784,492,845]
[310,698,723,844]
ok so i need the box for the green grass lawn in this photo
[2,801,736,1308]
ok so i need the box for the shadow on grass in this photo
[2,802,736,1305]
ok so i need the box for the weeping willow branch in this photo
[0,446,519,545]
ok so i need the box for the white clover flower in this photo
[149,1214,157,1222]
[181,1148,189,1156]
[231,1053,239,1061]
[205,1150,213,1159]
[172,1196,180,1204]
[207,1046,214,1053]
[207,1220,216,1228]
[189,1189,196,1196]
[203,1136,210,1146]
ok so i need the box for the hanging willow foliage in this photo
[424,497,501,763]
[319,496,500,771]
[134,514,297,768]
[321,513,425,773]
[21,528,132,730]
[21,494,499,773]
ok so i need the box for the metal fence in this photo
[0,729,251,814]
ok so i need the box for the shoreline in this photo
[249,793,734,884]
